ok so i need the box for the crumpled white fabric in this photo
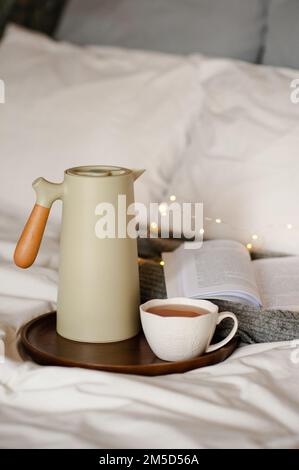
[1,26,299,449]
[167,56,299,254]
[0,25,202,225]
[0,213,299,449]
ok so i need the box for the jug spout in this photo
[131,169,145,181]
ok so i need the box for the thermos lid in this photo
[66,165,129,177]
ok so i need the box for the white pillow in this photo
[166,57,299,254]
[0,26,202,227]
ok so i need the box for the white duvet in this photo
[1,26,299,253]
[0,213,299,449]
[1,26,299,449]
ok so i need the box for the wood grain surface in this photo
[14,204,50,268]
[19,311,239,376]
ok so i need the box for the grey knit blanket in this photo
[138,238,299,344]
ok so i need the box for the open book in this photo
[162,240,299,311]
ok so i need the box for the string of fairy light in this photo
[147,194,296,265]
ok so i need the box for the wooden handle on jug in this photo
[14,204,50,268]
[14,177,64,269]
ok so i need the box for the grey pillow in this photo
[57,0,268,62]
[263,0,299,69]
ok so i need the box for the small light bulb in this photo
[160,260,165,267]
[151,222,158,229]
[158,203,167,216]
[215,218,222,224]
[252,234,258,240]
[169,195,176,202]
[246,243,252,250]
[287,224,293,229]
[199,228,204,235]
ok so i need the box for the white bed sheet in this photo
[2,26,299,255]
[0,25,202,223]
[0,213,299,449]
[0,26,299,448]
[166,56,299,255]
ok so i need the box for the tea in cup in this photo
[140,298,238,362]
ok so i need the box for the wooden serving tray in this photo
[19,312,239,376]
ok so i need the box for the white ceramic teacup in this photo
[140,298,238,362]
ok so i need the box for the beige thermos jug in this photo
[14,166,144,343]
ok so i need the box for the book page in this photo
[253,256,299,310]
[163,240,261,306]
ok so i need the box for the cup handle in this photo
[206,311,238,353]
